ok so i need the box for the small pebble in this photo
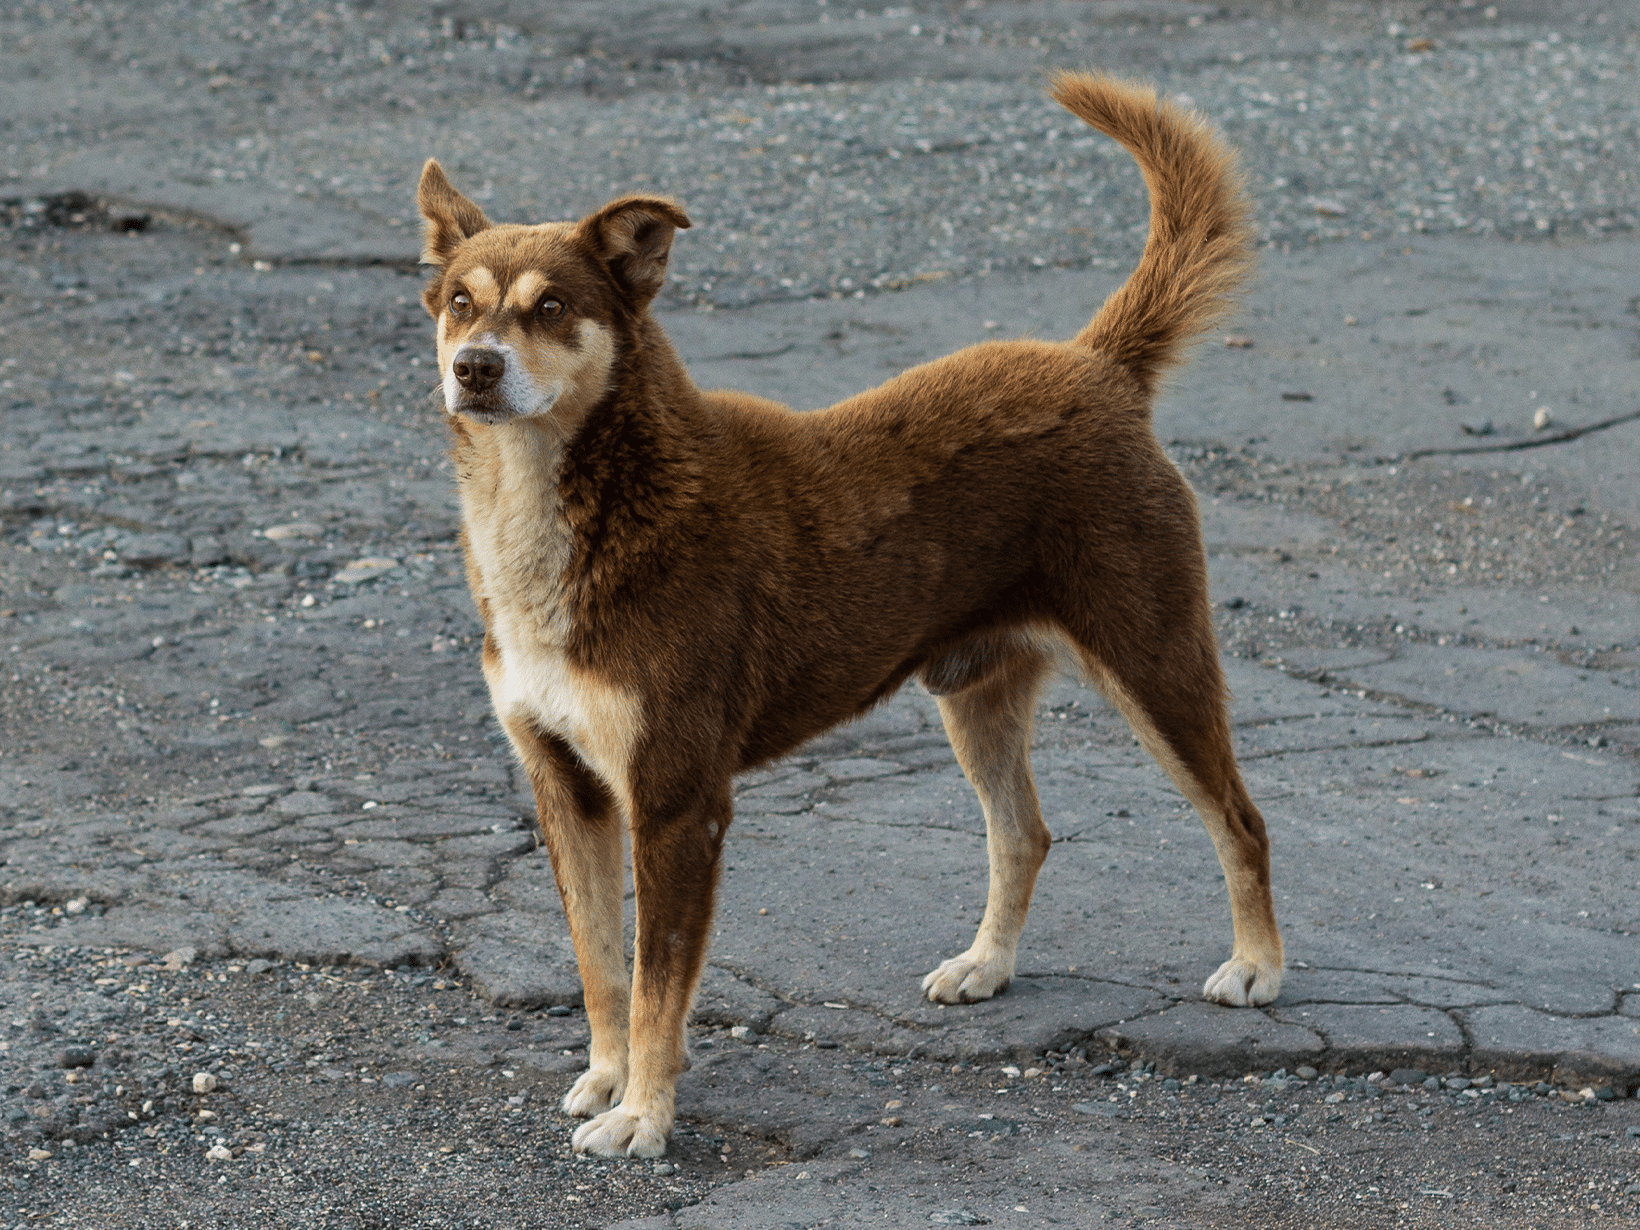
[1532,406,1554,430]
[653,1162,676,1176]
[27,1148,52,1161]
[205,1144,233,1162]
[730,1025,753,1040]
[58,1046,96,1069]
[193,1072,219,1094]
[1072,1102,1120,1118]
[1295,1066,1319,1081]
[546,1005,572,1017]
[848,1147,871,1160]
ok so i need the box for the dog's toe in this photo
[561,1065,626,1118]
[572,1106,670,1159]
[922,949,1014,1004]
[1203,956,1282,1007]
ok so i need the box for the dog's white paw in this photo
[561,1065,626,1118]
[922,948,1014,1004]
[571,1105,670,1158]
[1203,955,1282,1007]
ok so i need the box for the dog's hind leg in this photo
[921,638,1053,1004]
[1065,599,1284,1007]
[505,718,632,1118]
[573,781,729,1158]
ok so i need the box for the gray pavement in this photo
[2,1,1639,1226]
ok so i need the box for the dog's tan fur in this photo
[417,73,1282,1158]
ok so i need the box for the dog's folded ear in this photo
[418,160,491,268]
[576,196,692,306]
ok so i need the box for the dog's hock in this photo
[417,159,491,267]
[577,196,692,304]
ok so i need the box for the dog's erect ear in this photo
[576,196,692,305]
[418,159,491,268]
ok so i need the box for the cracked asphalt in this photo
[2,1,1638,1227]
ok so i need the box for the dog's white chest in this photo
[460,431,642,803]
[486,622,642,811]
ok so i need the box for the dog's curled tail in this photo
[1052,72,1255,395]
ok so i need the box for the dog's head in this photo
[416,160,691,429]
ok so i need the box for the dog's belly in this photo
[485,620,643,810]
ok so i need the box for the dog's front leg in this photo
[572,784,728,1159]
[505,718,632,1117]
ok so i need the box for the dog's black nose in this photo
[452,348,505,393]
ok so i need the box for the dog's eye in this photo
[538,298,564,318]
[450,293,471,315]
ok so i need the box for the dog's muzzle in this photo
[447,345,518,422]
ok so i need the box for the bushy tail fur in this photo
[1051,72,1255,395]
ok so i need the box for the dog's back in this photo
[679,75,1257,766]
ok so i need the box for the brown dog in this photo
[416,72,1282,1158]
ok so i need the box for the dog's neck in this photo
[451,310,703,624]
[453,417,574,634]
[557,312,705,549]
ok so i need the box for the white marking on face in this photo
[439,332,550,417]
[507,270,547,310]
[436,313,457,414]
[463,265,499,303]
[440,319,615,423]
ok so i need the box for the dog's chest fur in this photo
[459,425,641,802]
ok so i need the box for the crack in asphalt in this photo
[1392,407,1640,462]
[1238,733,1436,761]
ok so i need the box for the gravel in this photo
[3,929,1636,1226]
[4,4,1636,308]
[1173,447,1639,598]
[3,2,1638,1226]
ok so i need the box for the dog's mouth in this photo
[443,382,562,425]
[450,395,521,425]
